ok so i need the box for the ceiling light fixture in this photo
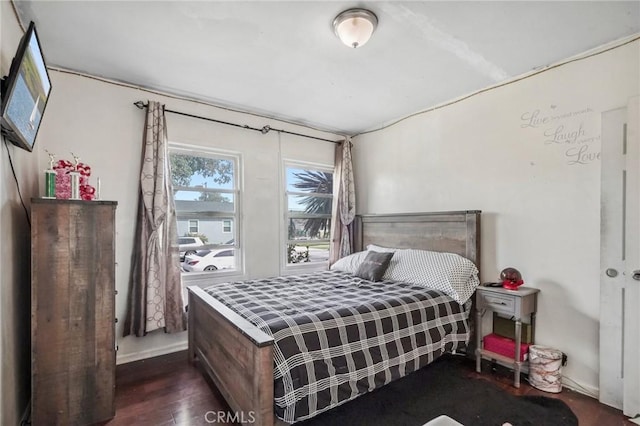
[333,8,378,49]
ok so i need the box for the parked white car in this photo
[178,236,204,261]
[182,248,235,272]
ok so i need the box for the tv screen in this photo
[1,21,52,152]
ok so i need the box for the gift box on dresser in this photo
[483,333,530,362]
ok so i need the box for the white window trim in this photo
[188,219,199,234]
[169,142,244,282]
[280,159,333,275]
[222,219,232,233]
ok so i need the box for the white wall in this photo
[1,5,38,424]
[5,2,636,411]
[352,40,640,394]
[35,70,338,363]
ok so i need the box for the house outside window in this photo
[170,145,240,275]
[284,162,333,270]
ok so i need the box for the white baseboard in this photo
[116,341,188,365]
[560,375,599,400]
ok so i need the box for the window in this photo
[284,163,333,268]
[170,145,240,275]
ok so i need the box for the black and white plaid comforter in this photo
[204,270,471,423]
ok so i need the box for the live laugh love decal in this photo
[520,105,600,166]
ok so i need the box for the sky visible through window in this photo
[174,168,326,211]
[287,167,332,211]
[174,171,233,201]
[173,166,332,215]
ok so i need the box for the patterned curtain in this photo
[124,101,186,337]
[329,137,356,265]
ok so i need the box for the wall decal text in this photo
[520,106,599,166]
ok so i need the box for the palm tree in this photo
[292,170,332,238]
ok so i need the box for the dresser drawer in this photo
[477,292,516,316]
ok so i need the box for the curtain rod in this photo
[133,101,340,144]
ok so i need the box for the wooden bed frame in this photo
[187,210,481,426]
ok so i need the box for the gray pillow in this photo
[355,251,394,282]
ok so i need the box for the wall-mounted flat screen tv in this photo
[1,21,52,152]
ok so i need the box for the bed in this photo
[187,210,481,425]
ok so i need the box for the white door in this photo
[600,96,640,418]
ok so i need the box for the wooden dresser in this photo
[31,198,117,425]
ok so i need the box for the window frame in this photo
[281,160,334,274]
[169,143,243,281]
[222,219,232,233]
[188,219,199,234]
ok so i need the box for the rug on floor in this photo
[297,354,578,426]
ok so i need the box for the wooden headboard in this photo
[354,210,481,360]
[354,210,481,269]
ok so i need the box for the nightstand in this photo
[475,285,540,388]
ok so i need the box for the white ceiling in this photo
[14,1,640,135]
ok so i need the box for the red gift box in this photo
[483,333,530,362]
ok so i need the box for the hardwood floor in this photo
[106,351,634,426]
[107,351,230,426]
[468,361,635,426]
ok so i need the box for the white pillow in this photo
[366,244,397,253]
[383,249,480,304]
[329,251,369,274]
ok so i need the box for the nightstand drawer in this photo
[478,292,516,315]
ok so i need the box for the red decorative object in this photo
[53,158,96,200]
[483,333,530,362]
[500,267,524,290]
